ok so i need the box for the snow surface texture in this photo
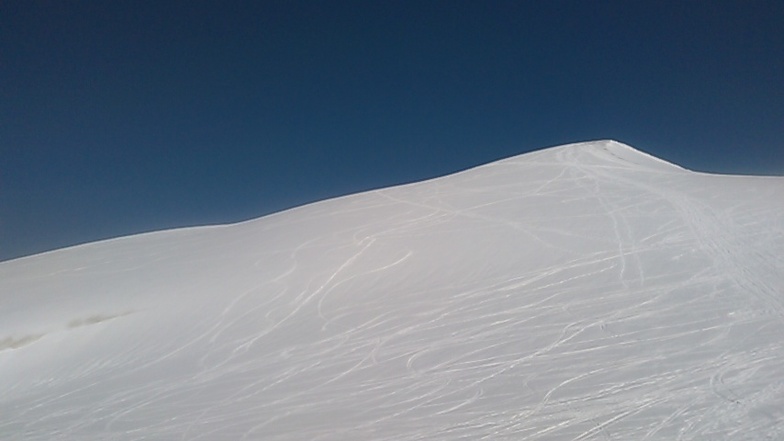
[1,140,783,440]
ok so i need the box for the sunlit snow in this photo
[1,140,783,440]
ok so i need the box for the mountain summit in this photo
[2,140,783,440]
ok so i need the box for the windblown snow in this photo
[1,140,783,440]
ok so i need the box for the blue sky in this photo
[2,0,783,261]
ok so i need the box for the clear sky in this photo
[2,1,783,262]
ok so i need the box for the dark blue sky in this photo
[2,1,783,261]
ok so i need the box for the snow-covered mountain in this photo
[2,140,783,440]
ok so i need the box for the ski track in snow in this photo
[1,140,783,440]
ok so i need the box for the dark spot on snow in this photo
[67,312,131,329]
[0,334,43,351]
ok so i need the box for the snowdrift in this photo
[1,140,783,440]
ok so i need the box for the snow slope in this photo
[1,140,783,440]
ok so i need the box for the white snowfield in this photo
[2,140,783,440]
